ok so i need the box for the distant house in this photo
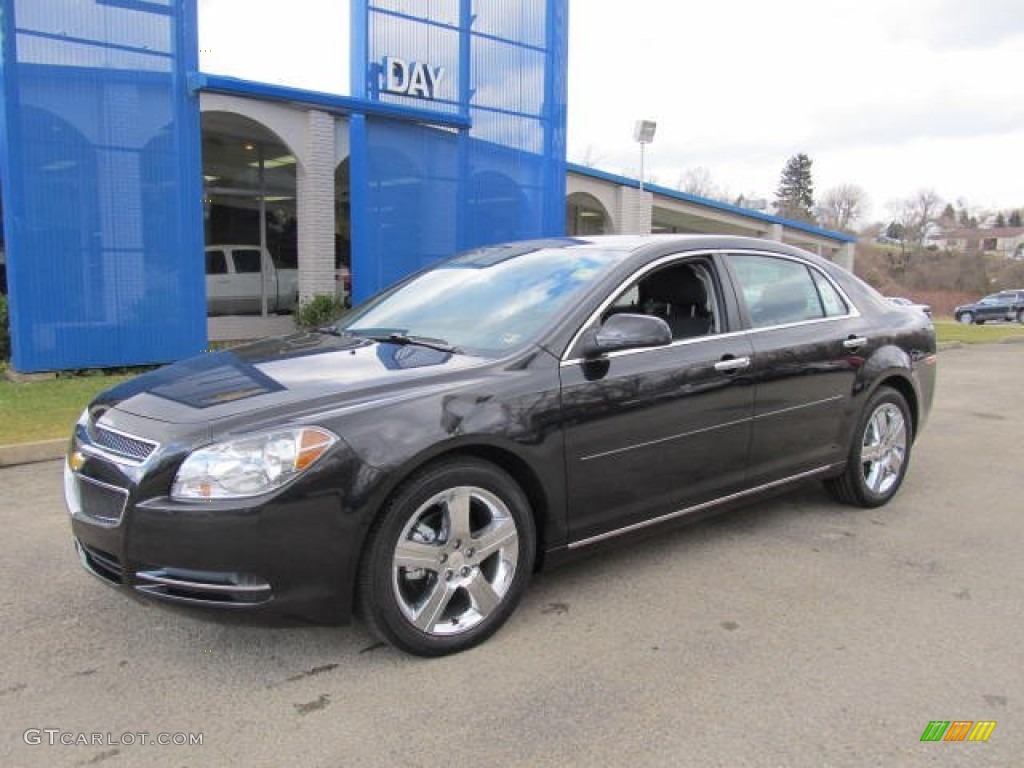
[933,227,1024,258]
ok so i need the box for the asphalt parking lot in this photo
[2,343,1021,768]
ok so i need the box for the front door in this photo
[560,256,756,545]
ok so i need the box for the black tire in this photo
[357,458,535,656]
[957,311,974,325]
[825,387,913,508]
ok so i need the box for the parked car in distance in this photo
[205,245,299,315]
[953,290,1024,325]
[67,235,937,656]
[886,296,932,317]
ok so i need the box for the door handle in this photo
[843,336,868,352]
[714,356,751,373]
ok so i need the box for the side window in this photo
[728,254,826,328]
[810,269,848,317]
[233,249,263,274]
[205,250,227,276]
[603,259,720,340]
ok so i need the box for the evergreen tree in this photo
[1010,210,1023,228]
[995,212,1007,228]
[774,153,816,223]
[939,203,956,228]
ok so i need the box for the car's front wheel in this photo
[957,311,974,325]
[358,458,535,656]
[825,387,912,508]
[1017,309,1024,324]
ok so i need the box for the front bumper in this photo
[65,419,372,625]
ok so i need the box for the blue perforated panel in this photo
[351,0,568,301]
[0,0,204,371]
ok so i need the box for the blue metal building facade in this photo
[0,0,569,371]
[1,0,206,372]
[351,0,568,300]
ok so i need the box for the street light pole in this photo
[633,120,657,192]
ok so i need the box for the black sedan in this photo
[66,235,937,656]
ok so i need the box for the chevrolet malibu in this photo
[66,235,937,656]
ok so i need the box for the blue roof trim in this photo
[567,162,857,244]
[194,73,472,129]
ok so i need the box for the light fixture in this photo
[247,155,296,169]
[633,120,657,192]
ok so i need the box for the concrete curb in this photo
[0,438,66,468]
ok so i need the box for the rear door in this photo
[229,247,267,314]
[723,252,865,485]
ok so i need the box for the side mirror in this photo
[581,313,672,358]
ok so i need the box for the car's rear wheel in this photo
[358,458,535,656]
[958,311,974,324]
[825,387,912,508]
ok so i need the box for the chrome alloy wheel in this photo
[860,403,907,496]
[391,486,520,636]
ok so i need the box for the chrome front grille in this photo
[65,468,129,527]
[90,425,158,464]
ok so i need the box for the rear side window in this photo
[233,249,263,274]
[811,269,848,317]
[205,250,227,275]
[727,254,847,328]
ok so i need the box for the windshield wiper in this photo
[349,330,461,354]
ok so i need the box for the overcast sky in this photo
[199,0,1024,223]
[569,0,1024,220]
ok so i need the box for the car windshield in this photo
[335,242,626,356]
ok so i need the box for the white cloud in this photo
[567,0,1024,218]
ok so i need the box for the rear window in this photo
[233,249,263,274]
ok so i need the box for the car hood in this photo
[93,332,491,426]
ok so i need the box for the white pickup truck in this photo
[205,245,299,315]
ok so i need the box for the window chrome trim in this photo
[725,249,862,329]
[568,464,836,550]
[560,250,722,363]
[559,248,861,367]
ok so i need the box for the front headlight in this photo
[171,427,337,500]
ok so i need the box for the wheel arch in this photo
[356,440,556,574]
[869,373,920,441]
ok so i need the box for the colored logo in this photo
[920,721,996,742]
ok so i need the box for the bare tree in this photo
[677,166,716,198]
[820,184,868,232]
[900,189,943,248]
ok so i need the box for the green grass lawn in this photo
[0,373,133,445]
[933,319,1024,344]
